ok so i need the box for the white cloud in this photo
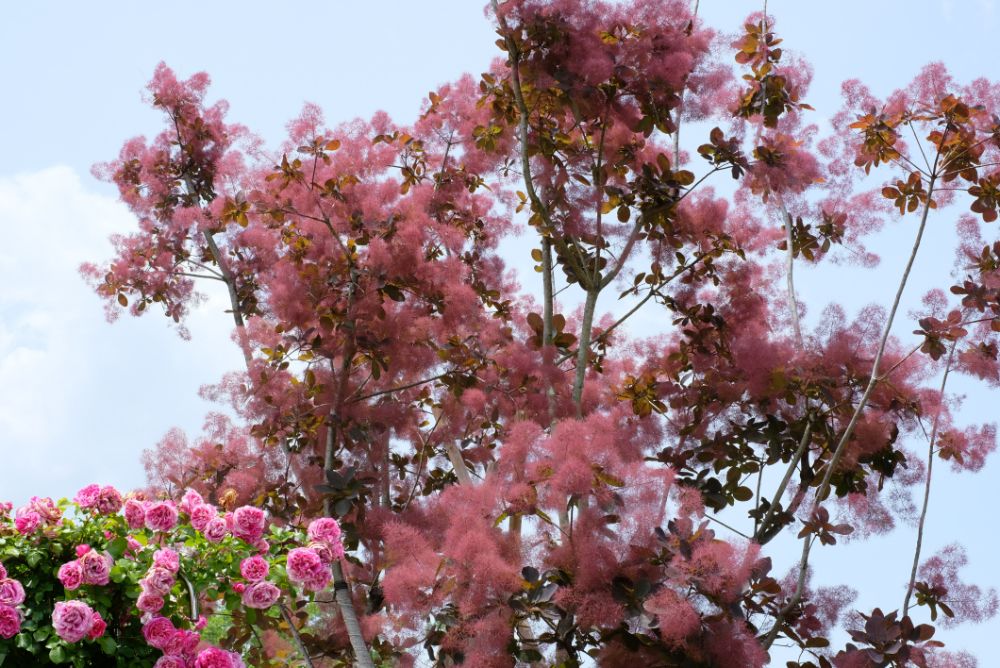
[0,167,243,505]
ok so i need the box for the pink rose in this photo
[0,579,25,606]
[194,615,208,631]
[96,486,123,514]
[203,517,228,543]
[239,556,269,583]
[194,647,244,668]
[126,536,142,556]
[163,628,200,655]
[145,501,179,532]
[307,517,342,543]
[142,615,176,649]
[241,581,281,609]
[75,544,92,558]
[13,507,41,534]
[305,568,331,592]
[0,502,10,518]
[180,489,205,514]
[189,503,216,532]
[286,548,324,584]
[231,506,265,543]
[154,656,189,668]
[136,591,165,613]
[153,548,180,573]
[0,563,5,579]
[232,582,246,594]
[0,604,20,639]
[58,561,84,590]
[308,540,344,564]
[52,600,95,643]
[29,496,61,522]
[74,484,101,508]
[80,550,112,586]
[141,567,176,596]
[87,611,107,640]
[124,498,146,529]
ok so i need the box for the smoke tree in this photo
[71,0,1000,665]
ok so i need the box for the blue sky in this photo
[1,1,997,662]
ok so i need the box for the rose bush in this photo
[0,486,345,667]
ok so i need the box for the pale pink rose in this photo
[58,561,84,590]
[124,498,146,529]
[13,507,41,534]
[154,656,188,668]
[144,501,179,532]
[153,548,180,573]
[96,486,123,514]
[189,503,216,531]
[307,517,342,543]
[52,600,95,643]
[231,506,265,543]
[29,496,61,522]
[74,484,101,508]
[241,581,281,609]
[0,604,20,639]
[80,550,112,586]
[194,647,243,668]
[141,567,176,596]
[0,579,25,606]
[87,611,107,640]
[203,516,228,543]
[142,615,176,649]
[286,548,323,583]
[180,489,205,515]
[163,628,200,655]
[239,556,269,583]
[136,591,165,613]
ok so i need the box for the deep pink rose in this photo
[136,591,165,613]
[241,581,281,609]
[145,501,179,532]
[58,561,84,590]
[13,507,41,534]
[75,544,92,558]
[52,600,95,643]
[286,547,323,583]
[194,647,243,668]
[74,484,101,508]
[141,567,176,596]
[180,489,205,515]
[307,517,342,543]
[239,556,269,583]
[153,548,180,573]
[87,611,107,640]
[80,550,112,586]
[124,498,146,529]
[142,615,177,649]
[204,516,228,543]
[96,486,123,514]
[154,656,189,668]
[231,506,266,543]
[0,604,20,639]
[189,503,216,531]
[0,578,24,606]
[163,628,200,655]
[231,582,245,594]
[0,563,5,579]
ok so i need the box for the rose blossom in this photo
[180,488,205,514]
[231,506,266,543]
[75,544,92,558]
[189,503,216,532]
[145,501,179,532]
[142,615,177,649]
[141,567,176,596]
[195,647,245,668]
[96,486,124,514]
[163,628,201,655]
[308,540,344,564]
[124,498,146,529]
[80,550,112,586]
[0,563,6,579]
[29,496,61,522]
[154,656,189,668]
[0,579,25,606]
[232,582,245,594]
[153,548,180,573]
[58,561,84,590]
[137,590,165,613]
[305,568,332,592]
[87,611,107,640]
[194,615,208,630]
[73,484,101,508]
[52,600,95,643]
[13,507,41,534]
[307,517,343,543]
[239,556,269,583]
[0,604,20,639]
[286,548,324,583]
[203,516,228,543]
[241,581,281,609]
